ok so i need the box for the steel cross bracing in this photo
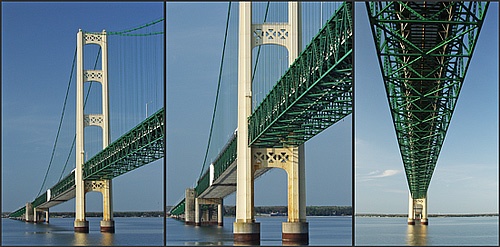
[169,199,186,216]
[84,107,164,180]
[249,2,353,147]
[367,2,488,199]
[9,108,165,218]
[171,3,354,215]
[195,133,237,196]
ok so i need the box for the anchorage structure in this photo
[367,1,488,224]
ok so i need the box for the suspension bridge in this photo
[168,1,489,244]
[366,1,489,225]
[8,19,164,233]
[169,2,352,245]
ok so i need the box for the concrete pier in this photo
[408,193,428,225]
[185,188,195,225]
[234,222,261,245]
[218,201,224,226]
[25,203,33,222]
[100,180,115,233]
[282,222,309,245]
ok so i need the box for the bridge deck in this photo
[249,2,353,147]
[171,3,354,215]
[367,2,488,198]
[10,108,165,218]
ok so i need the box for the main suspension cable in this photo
[36,47,77,197]
[198,2,233,180]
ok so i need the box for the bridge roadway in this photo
[170,1,352,218]
[9,107,164,219]
[366,2,488,224]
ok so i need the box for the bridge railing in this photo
[9,206,26,218]
[249,2,353,147]
[32,191,48,208]
[195,170,210,196]
[50,170,76,199]
[212,133,237,182]
[83,107,165,180]
[169,198,185,216]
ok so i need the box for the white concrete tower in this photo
[234,2,305,244]
[408,192,428,225]
[75,29,114,233]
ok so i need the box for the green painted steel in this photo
[195,170,210,196]
[9,108,164,217]
[249,2,353,147]
[170,199,186,216]
[50,171,76,199]
[84,108,165,180]
[194,133,237,196]
[9,207,26,218]
[367,2,488,199]
[32,192,47,208]
[213,133,237,182]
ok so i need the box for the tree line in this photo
[224,206,352,216]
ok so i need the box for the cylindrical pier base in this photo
[234,222,260,245]
[282,222,309,245]
[421,218,428,225]
[74,220,89,233]
[408,219,415,225]
[100,220,115,233]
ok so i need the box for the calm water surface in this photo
[166,216,352,246]
[356,216,499,246]
[2,217,163,246]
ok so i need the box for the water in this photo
[166,216,352,246]
[2,217,163,246]
[356,216,499,246]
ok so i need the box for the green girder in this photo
[213,134,237,182]
[170,199,186,216]
[195,170,210,196]
[367,2,488,199]
[32,192,47,208]
[9,207,26,218]
[84,108,165,180]
[249,2,353,147]
[10,108,165,217]
[50,171,76,199]
[177,2,354,212]
[194,133,237,196]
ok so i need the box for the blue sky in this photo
[166,2,352,207]
[2,2,164,212]
[355,2,499,214]
[3,1,496,217]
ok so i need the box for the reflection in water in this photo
[406,224,427,246]
[101,233,115,245]
[73,233,89,246]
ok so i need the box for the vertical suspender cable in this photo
[198,2,233,180]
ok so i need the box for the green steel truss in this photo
[367,2,488,199]
[173,3,354,214]
[212,134,237,182]
[50,171,76,199]
[249,2,353,147]
[32,192,48,208]
[10,108,164,217]
[170,199,185,216]
[9,207,26,218]
[194,134,237,196]
[84,108,165,180]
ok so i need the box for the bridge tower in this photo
[75,30,114,233]
[408,192,428,225]
[235,2,307,244]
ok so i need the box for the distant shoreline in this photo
[356,213,498,218]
